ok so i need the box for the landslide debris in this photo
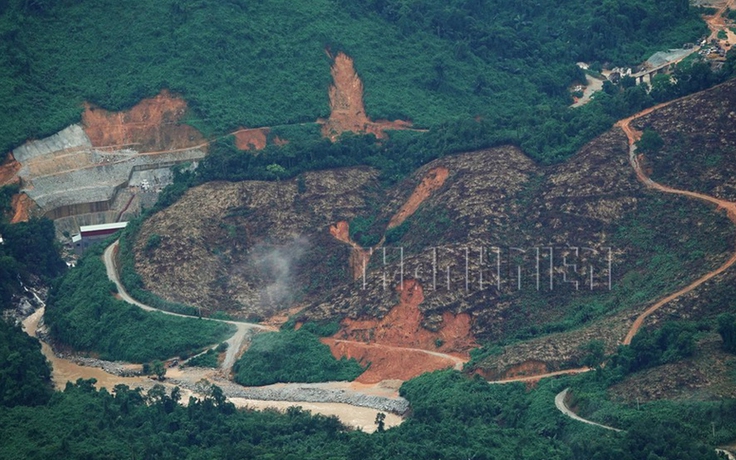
[134,82,736,381]
[0,154,20,186]
[319,52,414,140]
[134,167,383,316]
[233,127,269,151]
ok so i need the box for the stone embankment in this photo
[68,357,142,378]
[170,378,411,415]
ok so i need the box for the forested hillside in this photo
[3,1,736,458]
[1,368,734,459]
[0,185,65,310]
[0,320,52,408]
[0,0,711,163]
[44,245,234,363]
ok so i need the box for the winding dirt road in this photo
[490,368,592,384]
[103,241,275,373]
[555,388,736,459]
[617,105,736,345]
[555,388,623,432]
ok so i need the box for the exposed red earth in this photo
[82,90,206,153]
[387,167,449,229]
[319,51,416,141]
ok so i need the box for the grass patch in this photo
[233,330,364,385]
[187,349,220,368]
[44,246,234,363]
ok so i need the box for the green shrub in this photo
[636,129,664,153]
[718,313,736,353]
[233,330,364,385]
[44,247,234,362]
[145,234,161,251]
[187,349,219,368]
[0,320,52,407]
[299,321,340,337]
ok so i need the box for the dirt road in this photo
[556,388,736,459]
[103,240,274,372]
[704,0,736,43]
[489,367,592,384]
[571,74,605,108]
[555,388,623,432]
[617,104,736,345]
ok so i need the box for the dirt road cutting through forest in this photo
[555,388,623,431]
[103,241,274,372]
[556,388,736,459]
[704,0,736,44]
[617,101,736,345]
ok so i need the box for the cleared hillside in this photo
[128,81,736,382]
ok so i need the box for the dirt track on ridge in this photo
[617,100,736,345]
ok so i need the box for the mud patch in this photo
[231,398,402,432]
[322,339,459,383]
[234,127,269,151]
[10,193,37,223]
[388,167,449,228]
[0,153,20,186]
[319,52,414,140]
[329,220,374,280]
[82,89,206,153]
[334,279,475,354]
[501,360,548,380]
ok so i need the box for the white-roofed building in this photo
[72,221,127,255]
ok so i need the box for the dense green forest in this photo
[0,185,66,311]
[0,0,718,165]
[44,245,234,362]
[233,330,364,386]
[1,367,734,459]
[0,320,52,408]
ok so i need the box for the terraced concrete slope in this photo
[6,91,208,224]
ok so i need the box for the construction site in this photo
[0,91,208,241]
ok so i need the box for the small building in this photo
[72,222,128,255]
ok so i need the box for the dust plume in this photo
[250,235,309,310]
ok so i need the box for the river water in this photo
[21,308,404,432]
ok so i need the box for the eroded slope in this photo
[133,114,734,383]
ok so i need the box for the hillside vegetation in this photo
[233,330,364,386]
[44,246,234,363]
[0,319,52,408]
[1,368,735,459]
[131,128,734,347]
[0,0,712,163]
[0,185,65,310]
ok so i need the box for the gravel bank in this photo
[171,377,410,415]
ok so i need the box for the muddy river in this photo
[21,308,404,432]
